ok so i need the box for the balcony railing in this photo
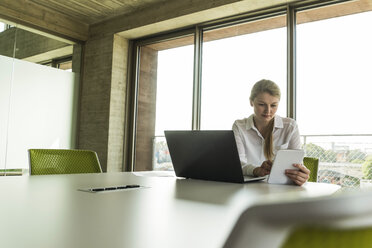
[153,134,372,188]
[302,134,372,188]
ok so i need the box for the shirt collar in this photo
[245,114,283,130]
[245,115,255,130]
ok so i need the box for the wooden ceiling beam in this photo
[0,0,89,42]
[90,0,293,39]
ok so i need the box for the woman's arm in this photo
[253,160,272,177]
[232,122,259,176]
[288,122,301,149]
[285,164,310,186]
[286,121,310,185]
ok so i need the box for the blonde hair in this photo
[250,79,281,102]
[250,79,281,161]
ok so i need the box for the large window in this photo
[133,0,372,188]
[135,35,194,171]
[155,46,194,135]
[297,2,372,187]
[201,15,287,130]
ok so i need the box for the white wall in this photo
[0,55,78,170]
[0,55,13,169]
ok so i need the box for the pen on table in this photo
[90,184,140,192]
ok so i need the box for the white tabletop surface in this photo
[0,172,340,248]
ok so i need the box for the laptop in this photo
[164,130,267,184]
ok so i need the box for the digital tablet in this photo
[267,149,305,185]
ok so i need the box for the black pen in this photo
[89,185,140,192]
[91,188,105,192]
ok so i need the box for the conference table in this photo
[0,171,340,248]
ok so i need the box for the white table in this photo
[0,172,340,248]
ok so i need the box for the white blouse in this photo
[232,114,301,176]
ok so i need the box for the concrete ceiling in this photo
[28,0,169,25]
[1,0,372,43]
[0,0,295,42]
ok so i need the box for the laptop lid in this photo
[164,130,264,183]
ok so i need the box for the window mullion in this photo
[287,5,297,119]
[192,26,203,130]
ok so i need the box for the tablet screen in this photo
[268,149,305,185]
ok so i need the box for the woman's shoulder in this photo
[234,117,247,124]
[232,116,254,131]
[277,116,298,127]
[233,115,253,126]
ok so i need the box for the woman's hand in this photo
[253,160,272,177]
[285,164,310,186]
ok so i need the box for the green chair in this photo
[28,149,102,175]
[281,225,372,248]
[303,157,319,182]
[281,190,372,248]
[223,189,372,248]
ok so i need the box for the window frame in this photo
[127,0,351,171]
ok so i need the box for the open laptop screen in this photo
[164,130,246,183]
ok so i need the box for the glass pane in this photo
[58,60,72,71]
[297,1,372,188]
[135,35,194,171]
[0,21,16,172]
[0,23,80,174]
[201,14,287,130]
[155,46,194,135]
[0,22,5,32]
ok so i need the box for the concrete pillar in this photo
[107,35,128,172]
[135,46,158,171]
[79,33,128,172]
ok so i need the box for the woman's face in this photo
[250,92,280,124]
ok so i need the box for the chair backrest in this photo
[29,149,102,175]
[223,189,372,248]
[281,224,372,248]
[303,157,319,182]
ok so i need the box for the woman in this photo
[232,79,310,186]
